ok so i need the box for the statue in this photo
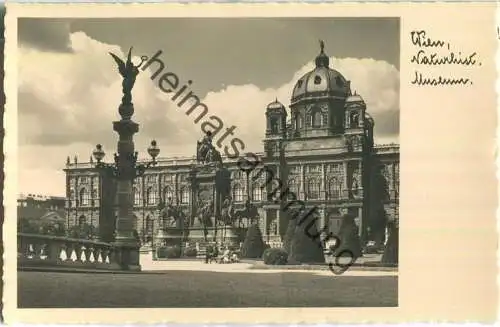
[159,201,185,229]
[197,201,214,228]
[196,131,223,166]
[109,47,148,105]
[233,199,259,227]
[319,39,325,53]
[220,196,234,225]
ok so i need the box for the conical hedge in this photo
[334,213,362,259]
[288,213,325,264]
[381,223,398,265]
[241,223,266,258]
[283,213,297,254]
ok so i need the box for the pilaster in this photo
[342,161,349,199]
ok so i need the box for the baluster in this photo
[74,244,83,262]
[32,240,42,260]
[84,246,92,263]
[67,242,76,262]
[89,244,99,263]
[20,236,30,259]
[101,248,109,264]
[47,239,62,262]
[96,247,104,263]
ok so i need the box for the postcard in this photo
[3,2,497,324]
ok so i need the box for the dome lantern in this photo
[315,40,330,68]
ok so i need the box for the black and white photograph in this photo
[14,15,401,308]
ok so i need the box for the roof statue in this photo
[319,39,325,53]
[109,47,148,105]
[196,131,223,166]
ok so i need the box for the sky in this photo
[17,17,400,197]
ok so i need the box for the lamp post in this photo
[92,140,160,271]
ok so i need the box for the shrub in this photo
[283,215,297,254]
[263,248,288,265]
[156,246,168,258]
[333,214,362,259]
[165,245,181,258]
[241,224,265,258]
[157,245,181,259]
[184,246,198,257]
[381,224,398,265]
[288,213,325,264]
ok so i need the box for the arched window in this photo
[252,184,263,201]
[79,188,89,206]
[268,180,281,200]
[133,187,141,206]
[298,115,304,129]
[350,112,359,127]
[288,178,299,195]
[181,187,190,204]
[78,215,86,226]
[307,179,320,200]
[69,190,75,207]
[163,186,173,204]
[328,178,342,199]
[91,189,97,206]
[233,184,244,202]
[351,178,359,196]
[146,187,156,205]
[312,110,322,128]
[270,117,279,134]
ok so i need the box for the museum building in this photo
[64,43,399,245]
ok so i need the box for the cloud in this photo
[201,56,400,152]
[18,19,73,53]
[18,31,399,196]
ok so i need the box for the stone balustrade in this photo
[17,233,123,271]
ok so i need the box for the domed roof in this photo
[346,93,365,103]
[291,41,351,103]
[266,98,286,111]
[364,112,374,126]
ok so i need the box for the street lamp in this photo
[92,140,160,178]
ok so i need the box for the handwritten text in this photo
[410,30,480,87]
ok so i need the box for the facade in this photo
[18,193,66,224]
[64,43,399,244]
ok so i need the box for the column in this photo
[357,160,364,197]
[342,161,349,198]
[301,164,306,200]
[321,163,326,200]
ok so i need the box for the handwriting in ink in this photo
[411,30,447,48]
[411,50,478,66]
[411,71,471,86]
[410,29,480,87]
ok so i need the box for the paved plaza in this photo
[18,254,397,308]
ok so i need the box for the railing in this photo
[18,233,123,271]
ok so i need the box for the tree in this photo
[18,218,38,234]
[381,222,398,265]
[67,223,98,240]
[334,213,362,259]
[241,223,265,258]
[283,207,301,253]
[288,213,325,264]
[283,216,296,254]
